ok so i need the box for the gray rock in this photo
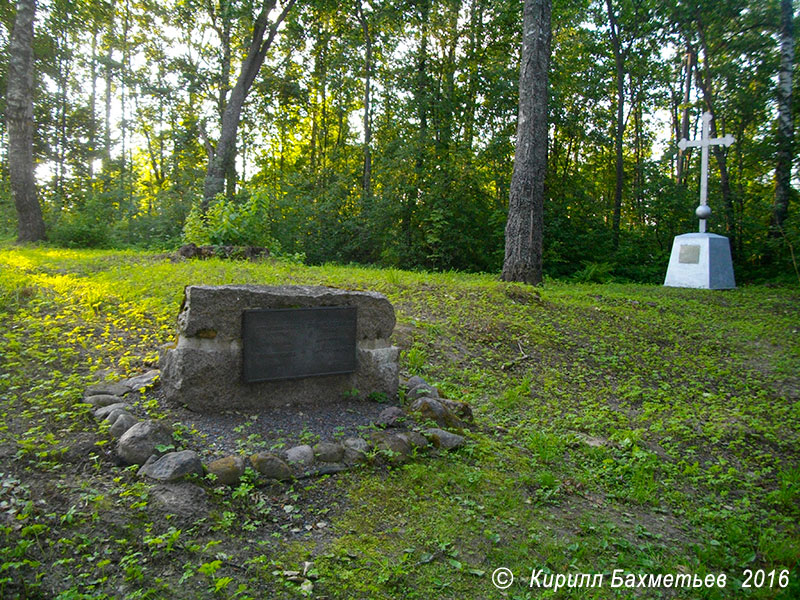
[250,453,292,480]
[150,483,208,517]
[94,402,132,420]
[410,397,465,429]
[375,406,407,428]
[116,420,173,465]
[85,381,132,398]
[139,450,203,482]
[178,285,395,341]
[406,376,428,390]
[123,370,160,392]
[286,445,315,466]
[313,442,344,463]
[342,437,369,465]
[160,285,400,412]
[399,431,430,450]
[408,382,439,401]
[368,431,412,463]
[313,462,348,476]
[102,408,130,425]
[161,341,399,413]
[109,413,138,438]
[424,428,466,450]
[344,437,369,452]
[83,394,125,408]
[207,455,245,486]
[356,344,400,404]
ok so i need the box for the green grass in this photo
[0,244,798,598]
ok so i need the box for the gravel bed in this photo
[151,389,395,458]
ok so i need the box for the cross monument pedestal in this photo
[664,112,736,289]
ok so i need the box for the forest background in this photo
[0,0,797,284]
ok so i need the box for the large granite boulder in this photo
[160,285,399,412]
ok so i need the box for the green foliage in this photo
[47,194,113,249]
[403,344,428,376]
[182,193,280,251]
[571,261,615,283]
[5,0,792,284]
[0,187,16,238]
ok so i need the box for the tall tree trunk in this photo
[213,0,236,198]
[319,44,329,177]
[676,47,694,185]
[56,31,67,201]
[433,0,459,159]
[501,0,552,285]
[356,0,372,201]
[104,45,113,172]
[774,0,795,230]
[89,28,98,183]
[202,0,296,210]
[606,0,625,249]
[463,0,482,152]
[407,0,430,253]
[7,0,45,242]
[121,0,131,205]
[634,82,644,225]
[694,27,735,249]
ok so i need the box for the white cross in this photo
[678,111,735,233]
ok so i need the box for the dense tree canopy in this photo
[0,0,797,282]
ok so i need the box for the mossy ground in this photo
[1,245,798,599]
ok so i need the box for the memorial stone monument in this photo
[160,285,400,412]
[664,111,736,289]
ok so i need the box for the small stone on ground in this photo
[94,402,132,420]
[150,483,208,517]
[116,420,173,466]
[424,428,465,450]
[207,455,245,485]
[83,394,125,408]
[313,442,344,463]
[286,445,315,466]
[109,413,138,438]
[139,450,203,482]
[250,453,292,480]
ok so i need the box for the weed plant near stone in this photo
[0,244,798,599]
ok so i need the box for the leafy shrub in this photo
[571,261,615,283]
[0,187,17,237]
[182,192,280,251]
[48,196,113,248]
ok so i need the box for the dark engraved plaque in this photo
[242,306,357,383]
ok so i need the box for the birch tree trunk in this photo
[774,0,795,229]
[694,26,736,250]
[606,0,625,249]
[356,0,372,201]
[676,47,694,185]
[501,0,552,285]
[6,0,45,242]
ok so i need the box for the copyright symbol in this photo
[492,567,514,590]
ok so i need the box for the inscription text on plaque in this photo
[242,307,357,383]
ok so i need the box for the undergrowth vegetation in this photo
[0,244,798,598]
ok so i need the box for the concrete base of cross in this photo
[663,232,736,290]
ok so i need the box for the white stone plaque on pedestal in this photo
[663,233,736,289]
